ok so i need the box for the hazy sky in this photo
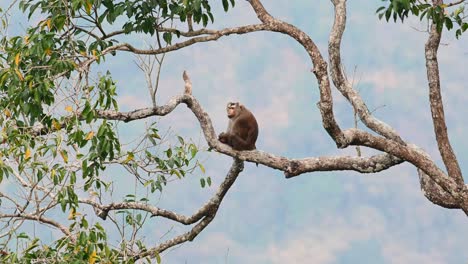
[5,0,468,263]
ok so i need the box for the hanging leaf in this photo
[14,68,24,81]
[85,0,93,15]
[88,250,97,264]
[25,148,31,160]
[14,53,21,66]
[198,162,205,174]
[85,131,94,140]
[60,150,68,163]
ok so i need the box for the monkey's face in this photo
[227,102,240,118]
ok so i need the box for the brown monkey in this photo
[218,102,258,150]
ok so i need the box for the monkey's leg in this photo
[229,134,254,150]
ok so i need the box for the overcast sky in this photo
[5,0,468,263]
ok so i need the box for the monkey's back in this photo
[234,110,258,149]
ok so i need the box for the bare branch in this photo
[328,0,405,145]
[447,0,466,7]
[425,1,464,185]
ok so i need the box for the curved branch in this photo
[81,157,244,226]
[94,91,403,176]
[328,0,405,145]
[136,159,244,259]
[425,0,464,185]
[417,169,459,208]
[248,0,346,146]
[79,157,244,260]
[343,128,468,214]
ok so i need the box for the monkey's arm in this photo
[218,132,229,143]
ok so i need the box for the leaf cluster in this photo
[377,0,468,38]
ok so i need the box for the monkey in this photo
[218,102,258,151]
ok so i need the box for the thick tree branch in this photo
[343,129,468,214]
[93,78,403,177]
[418,169,459,208]
[425,0,464,186]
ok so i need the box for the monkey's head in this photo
[226,102,243,118]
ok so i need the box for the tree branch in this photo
[135,159,244,259]
[105,24,269,55]
[418,169,459,208]
[425,0,464,186]
[328,0,406,145]
[92,75,403,177]
[343,129,468,214]
[0,213,74,242]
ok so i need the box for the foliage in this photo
[377,0,468,38]
[0,0,223,262]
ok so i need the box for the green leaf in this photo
[376,6,386,14]
[222,0,229,12]
[462,22,468,32]
[190,144,198,158]
[166,148,172,158]
[177,135,184,145]
[163,32,172,45]
[445,17,453,30]
[385,8,392,21]
[200,178,206,188]
[202,13,208,27]
[156,252,162,264]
